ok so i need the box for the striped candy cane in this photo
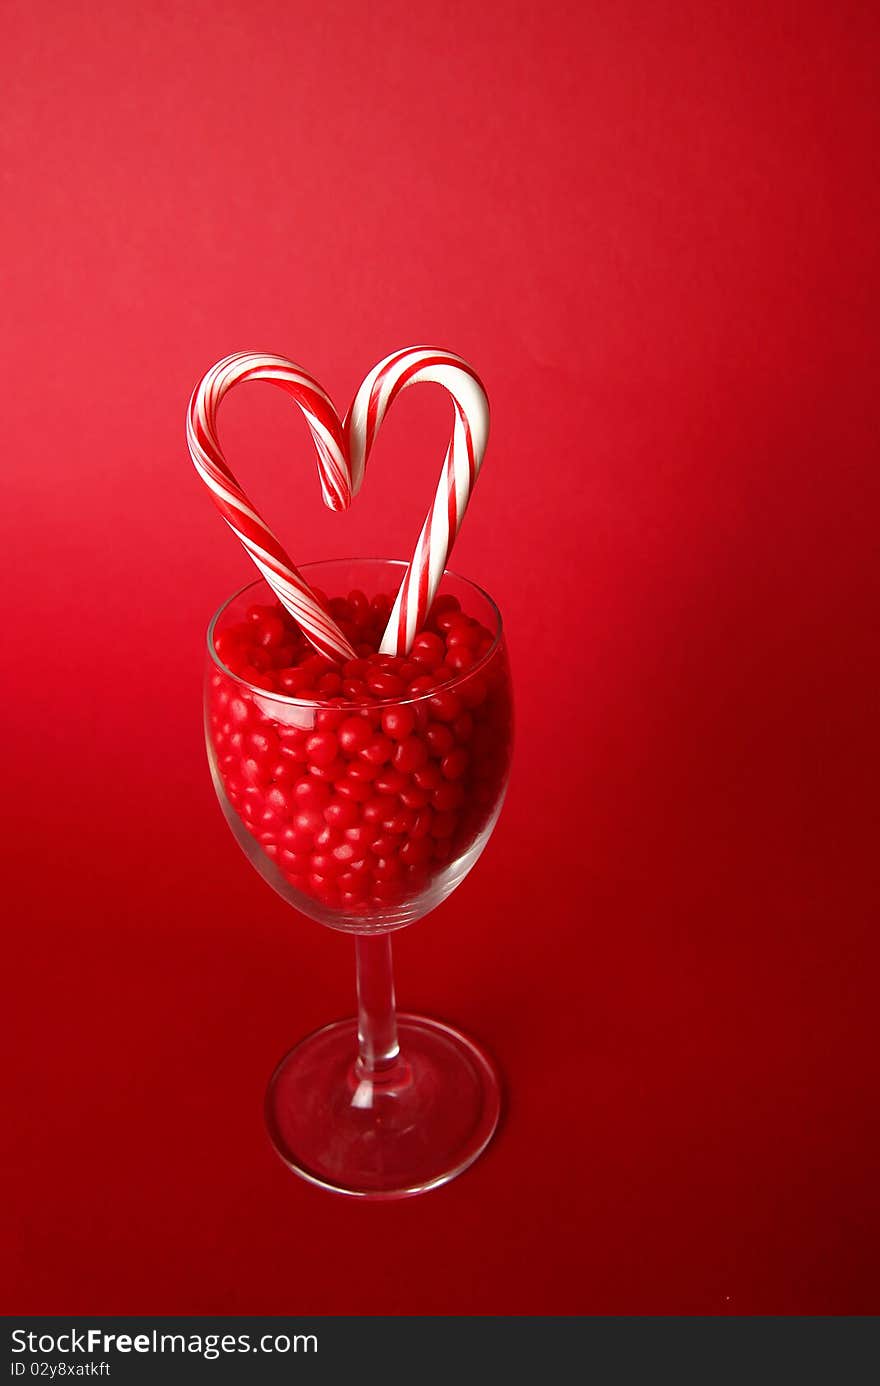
[186,352,357,662]
[345,348,490,654]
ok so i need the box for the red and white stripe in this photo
[186,352,357,662]
[187,347,490,664]
[345,348,490,654]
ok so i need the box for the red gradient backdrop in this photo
[3,1,878,1314]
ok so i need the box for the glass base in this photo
[265,1014,501,1199]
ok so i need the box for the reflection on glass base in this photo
[265,1015,502,1199]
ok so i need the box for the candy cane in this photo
[345,347,490,654]
[186,352,357,662]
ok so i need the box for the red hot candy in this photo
[207,590,512,917]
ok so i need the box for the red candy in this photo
[335,776,373,802]
[425,723,454,756]
[337,716,372,755]
[410,632,445,667]
[441,749,469,780]
[305,731,339,767]
[209,589,511,917]
[428,689,462,723]
[381,705,416,740]
[392,737,428,774]
[366,669,405,698]
[373,769,408,795]
[360,735,394,766]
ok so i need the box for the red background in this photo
[3,1,878,1314]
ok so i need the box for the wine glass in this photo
[204,558,512,1198]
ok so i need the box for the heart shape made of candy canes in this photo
[186,348,490,662]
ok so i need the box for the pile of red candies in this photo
[207,588,511,915]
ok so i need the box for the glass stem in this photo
[355,935,400,1075]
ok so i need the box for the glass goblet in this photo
[204,558,512,1198]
